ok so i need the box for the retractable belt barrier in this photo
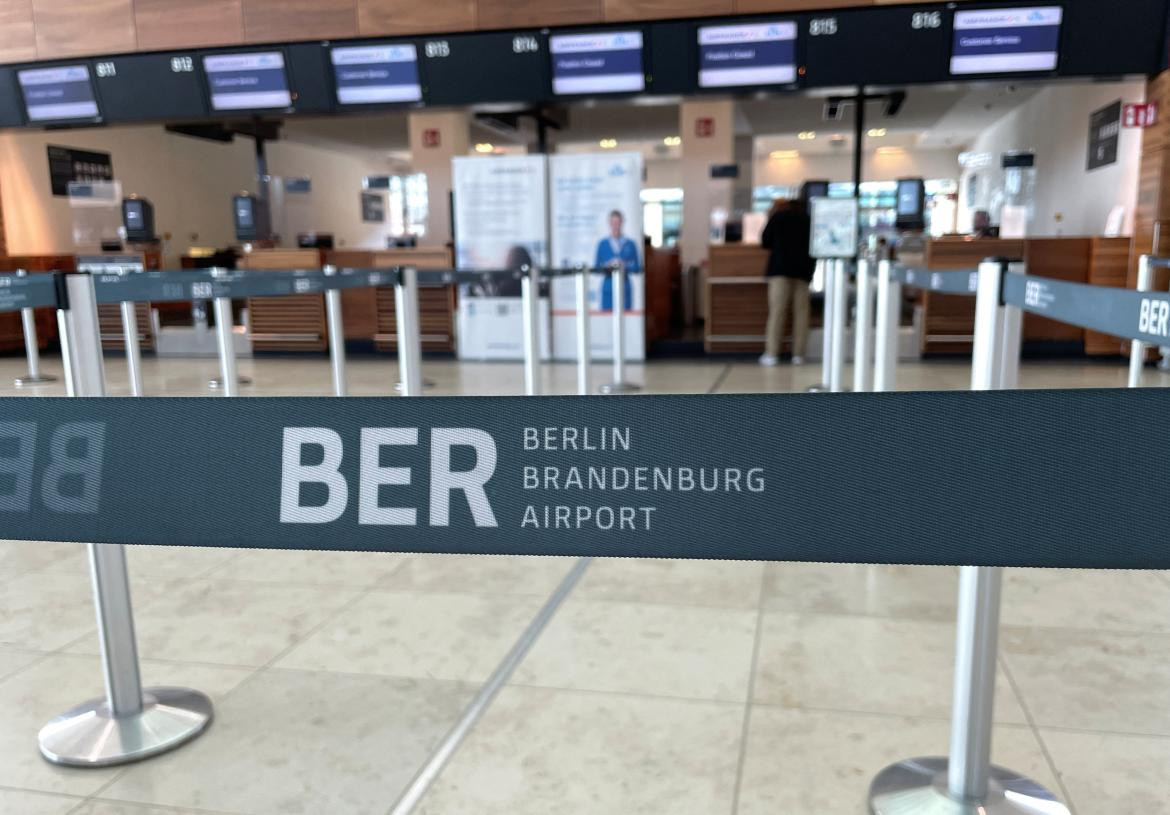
[0,271,61,311]
[892,265,980,294]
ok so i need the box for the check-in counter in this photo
[324,247,454,352]
[910,236,1131,355]
[241,248,326,352]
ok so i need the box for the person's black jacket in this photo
[761,206,816,281]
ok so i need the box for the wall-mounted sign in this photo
[422,128,441,147]
[709,163,739,179]
[1123,102,1158,128]
[1087,100,1121,171]
[47,145,113,197]
[810,196,859,259]
[284,177,311,193]
[694,117,715,137]
[360,191,385,223]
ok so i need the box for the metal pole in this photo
[212,295,238,398]
[323,265,347,397]
[852,258,874,393]
[600,266,638,394]
[1128,254,1154,388]
[40,273,211,767]
[520,265,541,396]
[867,259,1068,814]
[828,259,848,392]
[818,258,834,390]
[395,267,423,397]
[873,260,900,393]
[996,261,1024,391]
[120,300,144,397]
[575,270,591,396]
[14,270,55,386]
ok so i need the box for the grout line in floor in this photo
[729,566,769,815]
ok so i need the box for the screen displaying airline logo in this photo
[549,31,645,96]
[950,6,1062,76]
[332,44,422,105]
[203,52,292,111]
[697,21,798,88]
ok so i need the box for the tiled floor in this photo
[0,351,1168,815]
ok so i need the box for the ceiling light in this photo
[599,138,618,149]
[876,146,904,155]
[474,143,493,153]
[798,131,816,140]
[770,150,799,160]
[663,135,681,147]
[867,128,887,138]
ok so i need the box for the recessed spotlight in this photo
[474,143,493,153]
[770,150,799,160]
[663,135,681,147]
[867,128,887,138]
[599,138,618,149]
[798,131,816,140]
[875,146,904,155]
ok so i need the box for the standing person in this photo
[594,209,641,311]
[760,198,815,366]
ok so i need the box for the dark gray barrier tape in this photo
[413,267,595,286]
[1,389,1168,569]
[0,273,59,312]
[1004,274,1170,345]
[892,266,979,295]
[91,269,336,304]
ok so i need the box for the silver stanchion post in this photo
[852,258,874,393]
[996,261,1024,390]
[1128,254,1154,388]
[809,258,834,392]
[40,273,212,767]
[14,270,56,387]
[828,259,848,393]
[207,269,250,392]
[868,259,1068,815]
[323,265,347,397]
[120,299,144,397]
[520,265,542,396]
[395,267,423,397]
[576,269,591,396]
[599,265,638,394]
[873,259,900,393]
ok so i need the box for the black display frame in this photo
[544,24,653,101]
[16,61,104,128]
[325,37,429,113]
[945,2,1067,82]
[199,47,297,117]
[690,15,804,95]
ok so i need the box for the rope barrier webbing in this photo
[0,272,59,312]
[891,266,980,295]
[1003,273,1170,346]
[4,389,1170,569]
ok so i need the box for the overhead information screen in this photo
[18,65,99,123]
[950,6,1062,75]
[203,52,292,111]
[549,30,644,95]
[697,21,797,88]
[802,7,950,87]
[331,44,421,105]
[421,32,547,106]
[94,54,207,122]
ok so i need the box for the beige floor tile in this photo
[514,598,758,701]
[378,553,576,597]
[0,540,82,583]
[415,686,742,815]
[763,562,958,621]
[1041,728,1170,814]
[0,644,47,681]
[37,544,243,582]
[1001,625,1170,735]
[222,548,410,587]
[754,612,1028,723]
[275,589,544,682]
[576,557,764,608]
[63,579,360,667]
[99,668,474,815]
[0,653,251,796]
[0,788,81,814]
[1002,568,1170,633]
[71,802,236,815]
[736,706,1061,815]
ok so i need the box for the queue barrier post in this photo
[323,265,347,397]
[811,258,833,392]
[873,260,900,393]
[520,265,542,396]
[395,267,423,397]
[13,270,56,387]
[575,268,591,396]
[828,259,849,393]
[119,299,144,398]
[1128,255,1154,388]
[868,259,1068,815]
[852,259,875,393]
[207,268,251,393]
[600,265,638,394]
[40,272,212,767]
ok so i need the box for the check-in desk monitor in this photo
[950,6,1062,75]
[233,194,271,242]
[895,178,926,231]
[549,30,645,95]
[18,65,100,123]
[696,21,797,88]
[203,52,292,112]
[122,197,155,242]
[331,44,422,105]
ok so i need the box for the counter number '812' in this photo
[170,56,195,73]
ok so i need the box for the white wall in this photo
[958,81,1145,236]
[753,147,962,188]
[0,125,396,265]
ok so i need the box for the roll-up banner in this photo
[451,155,552,361]
[549,152,645,360]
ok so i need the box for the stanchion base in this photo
[395,379,435,391]
[14,375,56,386]
[806,384,830,393]
[599,382,640,395]
[868,757,1069,814]
[208,376,252,389]
[39,687,213,767]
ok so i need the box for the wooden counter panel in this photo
[709,244,766,278]
[1023,238,1089,344]
[98,302,154,351]
[374,285,456,352]
[1085,236,1132,356]
[242,249,326,352]
[924,237,1025,269]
